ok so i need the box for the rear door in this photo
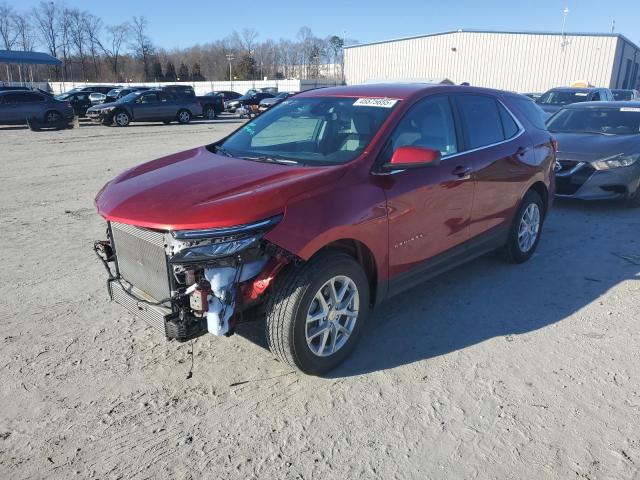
[157,92,176,119]
[12,92,45,122]
[451,93,534,239]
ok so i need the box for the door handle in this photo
[451,165,472,178]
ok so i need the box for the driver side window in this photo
[382,96,458,163]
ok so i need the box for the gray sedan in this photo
[547,101,640,207]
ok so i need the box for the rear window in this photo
[613,90,634,101]
[537,90,591,106]
[456,95,504,149]
[510,97,547,130]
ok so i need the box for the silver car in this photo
[0,90,75,126]
[547,101,640,207]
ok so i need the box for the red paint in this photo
[96,84,554,293]
[241,256,289,303]
[388,146,441,168]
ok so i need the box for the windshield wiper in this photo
[215,146,233,157]
[240,156,299,165]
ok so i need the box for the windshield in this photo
[612,90,634,101]
[537,90,591,106]
[218,96,398,166]
[55,93,71,100]
[547,107,640,135]
[106,89,121,97]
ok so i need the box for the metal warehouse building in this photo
[344,30,640,93]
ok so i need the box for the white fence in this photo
[49,78,343,95]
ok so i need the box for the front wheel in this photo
[501,190,544,264]
[113,111,130,127]
[177,109,191,124]
[265,252,370,375]
[203,106,216,120]
[44,110,61,125]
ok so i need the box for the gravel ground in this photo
[1,118,639,480]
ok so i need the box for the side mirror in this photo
[381,146,442,171]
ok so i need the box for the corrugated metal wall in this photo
[345,32,623,92]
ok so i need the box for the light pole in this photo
[561,7,570,52]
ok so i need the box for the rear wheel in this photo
[113,111,130,127]
[177,109,191,124]
[265,252,370,375]
[501,190,544,264]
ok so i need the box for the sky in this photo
[12,0,640,49]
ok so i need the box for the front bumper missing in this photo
[109,278,207,342]
[555,160,640,200]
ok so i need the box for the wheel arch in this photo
[310,238,379,306]
[527,181,549,216]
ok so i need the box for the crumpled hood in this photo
[554,132,640,162]
[95,146,345,230]
[87,101,119,112]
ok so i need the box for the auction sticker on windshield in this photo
[353,98,398,108]
[620,107,640,112]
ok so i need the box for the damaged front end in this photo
[94,215,291,342]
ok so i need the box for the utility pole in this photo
[225,53,234,88]
[611,20,616,33]
[561,7,570,52]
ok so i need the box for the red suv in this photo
[94,84,555,375]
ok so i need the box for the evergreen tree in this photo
[164,61,177,81]
[151,61,164,81]
[178,62,190,81]
[236,52,256,80]
[191,62,205,81]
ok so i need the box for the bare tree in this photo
[14,14,36,52]
[84,13,103,80]
[232,28,258,53]
[103,23,129,81]
[68,8,88,80]
[130,16,154,81]
[32,1,60,79]
[0,3,19,50]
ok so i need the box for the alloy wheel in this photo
[178,111,190,123]
[115,112,129,126]
[518,203,540,253]
[305,275,359,357]
[46,112,60,124]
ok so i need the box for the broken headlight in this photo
[168,215,282,264]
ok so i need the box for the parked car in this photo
[159,85,223,119]
[69,85,121,95]
[54,90,96,117]
[89,92,106,105]
[225,92,274,113]
[0,90,74,127]
[258,91,295,111]
[205,90,242,103]
[522,92,542,101]
[86,89,202,126]
[102,87,149,104]
[536,87,614,115]
[0,85,30,92]
[547,101,640,207]
[611,89,640,101]
[93,84,555,374]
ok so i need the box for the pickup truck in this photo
[160,85,224,119]
[86,89,202,126]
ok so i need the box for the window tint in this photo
[456,95,503,148]
[498,103,520,139]
[383,95,458,161]
[591,92,601,101]
[140,93,159,103]
[510,97,547,130]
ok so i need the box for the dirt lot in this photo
[1,118,639,480]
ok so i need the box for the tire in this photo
[203,105,216,120]
[625,185,640,208]
[101,118,112,126]
[265,252,370,375]
[44,110,61,125]
[177,109,191,124]
[113,110,130,127]
[501,190,544,264]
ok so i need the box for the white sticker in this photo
[353,97,398,108]
[620,107,640,112]
[574,92,589,96]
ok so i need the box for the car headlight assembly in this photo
[168,215,282,264]
[593,153,639,170]
[101,106,116,113]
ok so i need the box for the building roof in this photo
[0,50,62,65]
[345,29,640,52]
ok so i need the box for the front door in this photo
[382,95,474,282]
[132,92,161,120]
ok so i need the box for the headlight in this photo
[593,154,639,170]
[101,106,116,113]
[168,215,282,264]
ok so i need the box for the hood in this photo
[554,132,640,162]
[95,146,345,231]
[87,101,119,111]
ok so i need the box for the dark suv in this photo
[94,84,555,374]
[0,90,74,127]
